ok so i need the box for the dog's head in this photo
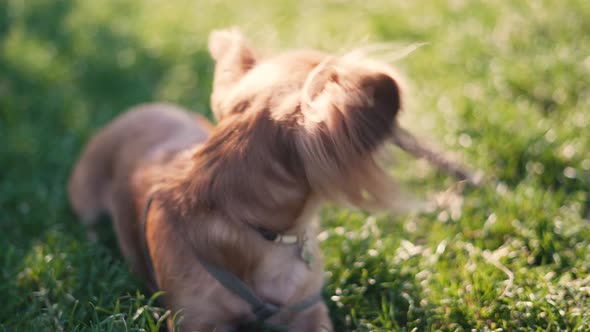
[156,29,404,268]
[204,28,403,215]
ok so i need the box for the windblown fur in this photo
[68,28,474,332]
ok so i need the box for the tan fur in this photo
[69,28,407,331]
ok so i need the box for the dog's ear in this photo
[208,28,258,121]
[296,63,402,210]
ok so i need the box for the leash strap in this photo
[196,257,280,321]
[141,193,322,325]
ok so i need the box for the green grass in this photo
[1,0,590,330]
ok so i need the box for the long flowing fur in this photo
[68,28,479,331]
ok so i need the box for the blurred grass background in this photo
[1,0,590,331]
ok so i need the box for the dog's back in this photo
[68,103,210,234]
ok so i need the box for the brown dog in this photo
[68,28,469,331]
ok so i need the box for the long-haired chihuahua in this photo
[68,28,475,331]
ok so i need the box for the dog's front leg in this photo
[287,301,333,332]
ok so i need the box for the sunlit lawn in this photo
[1,0,589,330]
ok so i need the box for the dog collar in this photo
[252,225,313,269]
[272,233,299,244]
[252,225,302,245]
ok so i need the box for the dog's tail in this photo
[391,126,482,186]
[68,128,119,229]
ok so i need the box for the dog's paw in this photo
[208,27,245,60]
